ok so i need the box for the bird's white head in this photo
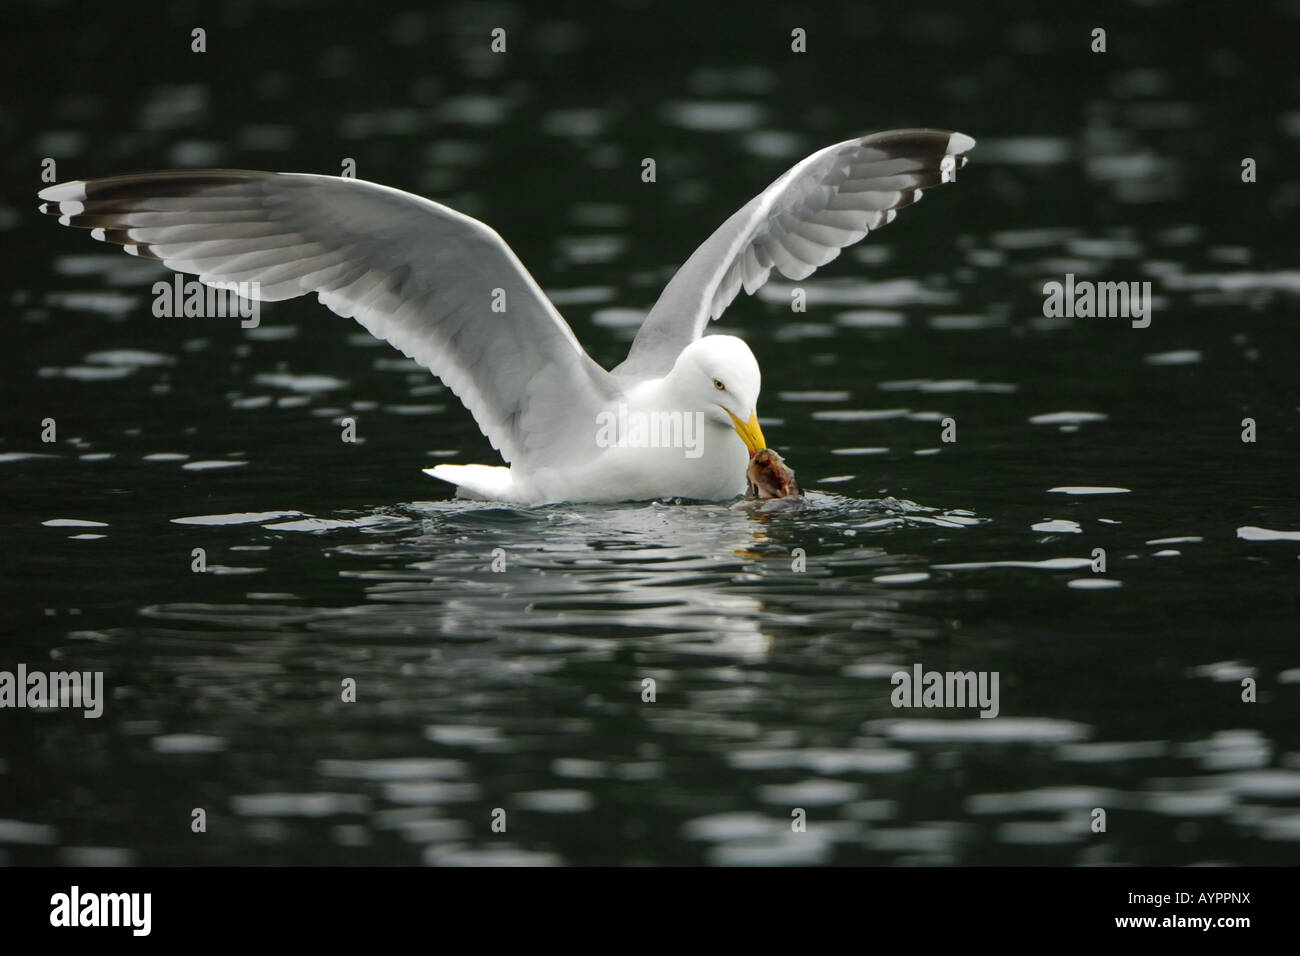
[672,334,766,456]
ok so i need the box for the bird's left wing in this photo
[616,129,974,378]
[39,170,619,469]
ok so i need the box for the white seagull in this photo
[39,128,973,504]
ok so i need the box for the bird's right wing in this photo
[617,129,975,378]
[39,170,618,469]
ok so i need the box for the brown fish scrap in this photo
[745,448,803,499]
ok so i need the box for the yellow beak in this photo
[722,407,767,456]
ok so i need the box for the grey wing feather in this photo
[39,170,618,468]
[616,129,975,378]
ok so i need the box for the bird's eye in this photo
[713,379,726,391]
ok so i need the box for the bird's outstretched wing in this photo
[38,170,618,468]
[617,129,975,378]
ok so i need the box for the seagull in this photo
[38,128,974,504]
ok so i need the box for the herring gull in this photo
[38,128,974,503]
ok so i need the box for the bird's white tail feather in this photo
[424,464,515,500]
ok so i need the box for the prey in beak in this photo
[721,406,766,457]
[745,448,803,499]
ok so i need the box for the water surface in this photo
[2,0,1298,865]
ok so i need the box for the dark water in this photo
[2,1,1299,865]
